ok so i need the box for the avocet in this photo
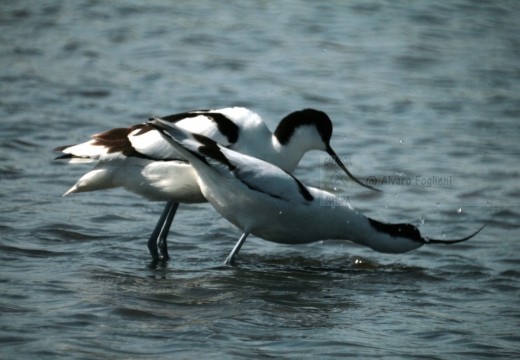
[147,117,484,265]
[55,107,377,261]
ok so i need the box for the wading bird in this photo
[147,117,484,265]
[55,108,377,261]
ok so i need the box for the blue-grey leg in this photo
[147,201,177,261]
[224,232,250,266]
[158,202,179,260]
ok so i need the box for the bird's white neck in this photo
[270,127,326,172]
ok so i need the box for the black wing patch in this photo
[156,111,240,144]
[91,125,145,155]
[90,125,166,160]
[193,133,236,171]
[191,133,313,203]
[54,124,183,162]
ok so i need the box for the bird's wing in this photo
[54,108,246,162]
[148,118,314,204]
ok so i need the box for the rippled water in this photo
[1,1,519,359]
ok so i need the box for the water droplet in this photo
[399,139,404,144]
[333,187,338,191]
[279,211,283,215]
[457,207,462,214]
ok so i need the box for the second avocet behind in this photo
[55,107,378,261]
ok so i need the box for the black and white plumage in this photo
[147,117,485,265]
[54,107,376,261]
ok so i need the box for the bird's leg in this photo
[157,202,180,260]
[224,232,250,266]
[147,201,176,261]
